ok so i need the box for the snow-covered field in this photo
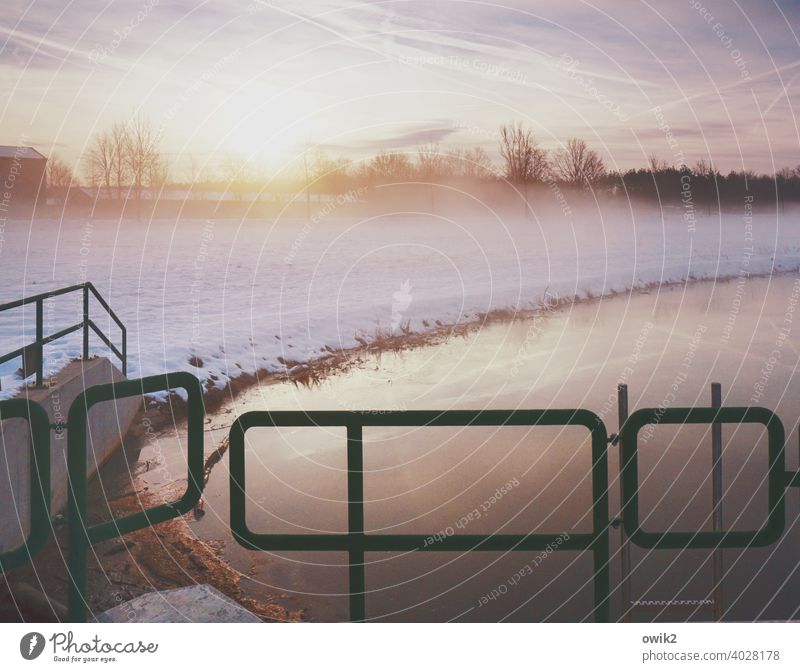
[1,205,799,398]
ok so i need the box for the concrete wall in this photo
[0,357,139,554]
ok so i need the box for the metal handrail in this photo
[0,282,126,387]
[2,372,799,623]
[229,408,611,623]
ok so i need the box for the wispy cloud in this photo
[1,0,798,172]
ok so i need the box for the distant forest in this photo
[46,116,800,211]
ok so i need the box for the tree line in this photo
[45,116,800,209]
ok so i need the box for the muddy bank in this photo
[0,440,300,623]
[155,267,800,428]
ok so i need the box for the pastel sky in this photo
[2,0,799,176]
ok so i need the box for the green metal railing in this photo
[64,372,204,622]
[2,371,800,622]
[620,406,787,550]
[0,282,126,388]
[0,399,51,571]
[229,409,610,622]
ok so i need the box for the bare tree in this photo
[124,114,160,203]
[110,121,130,199]
[499,123,547,183]
[185,155,216,200]
[693,159,717,178]
[648,154,670,173]
[312,150,349,195]
[304,146,348,197]
[148,155,171,193]
[551,138,605,186]
[416,143,447,178]
[47,154,75,189]
[186,154,201,198]
[220,155,253,201]
[462,146,496,179]
[84,130,115,194]
[368,150,412,180]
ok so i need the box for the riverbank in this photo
[132,272,800,622]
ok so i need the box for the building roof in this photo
[0,145,46,160]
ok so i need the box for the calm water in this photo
[130,275,800,621]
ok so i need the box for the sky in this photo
[1,0,799,178]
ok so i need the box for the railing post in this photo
[67,395,89,622]
[347,424,366,622]
[711,382,724,620]
[35,297,43,388]
[121,326,127,376]
[82,284,89,361]
[617,383,632,622]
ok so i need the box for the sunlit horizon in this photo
[2,0,800,179]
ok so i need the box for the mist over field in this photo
[2,195,797,398]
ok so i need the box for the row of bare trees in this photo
[362,144,496,181]
[296,125,606,190]
[499,123,605,187]
[84,115,166,200]
[75,116,605,202]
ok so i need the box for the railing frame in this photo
[0,399,51,571]
[0,282,126,388]
[229,409,611,622]
[65,372,204,622]
[1,371,799,622]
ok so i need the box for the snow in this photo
[1,204,799,399]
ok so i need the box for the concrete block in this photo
[0,358,140,554]
[95,584,261,623]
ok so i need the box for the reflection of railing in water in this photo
[1,371,798,622]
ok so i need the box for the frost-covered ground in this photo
[1,205,799,398]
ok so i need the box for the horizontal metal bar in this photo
[234,408,603,429]
[232,532,596,553]
[0,283,86,312]
[0,322,83,366]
